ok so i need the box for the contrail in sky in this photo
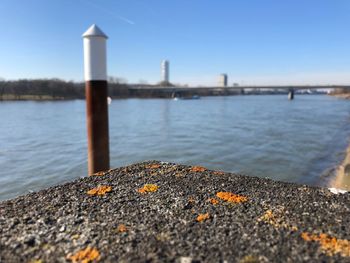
[115,15,135,25]
[79,0,135,25]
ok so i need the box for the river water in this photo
[1,95,350,200]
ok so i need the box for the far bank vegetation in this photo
[0,79,129,100]
[329,88,350,99]
[0,78,243,100]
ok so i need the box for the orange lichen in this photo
[146,164,161,169]
[87,186,112,196]
[67,247,100,263]
[91,169,114,176]
[258,208,298,231]
[239,255,260,263]
[208,198,219,205]
[137,184,159,193]
[213,171,225,175]
[117,224,128,233]
[175,172,184,177]
[196,213,210,222]
[301,232,350,257]
[91,171,105,176]
[190,166,207,172]
[216,192,248,203]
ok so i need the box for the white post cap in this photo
[82,24,108,39]
[82,24,108,81]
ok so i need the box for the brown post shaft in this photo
[86,80,110,174]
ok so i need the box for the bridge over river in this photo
[129,85,350,100]
[234,85,350,100]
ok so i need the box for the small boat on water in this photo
[173,95,200,100]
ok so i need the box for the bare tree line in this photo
[0,78,246,100]
[0,79,129,100]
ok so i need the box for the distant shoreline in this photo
[0,91,329,101]
[330,93,350,99]
[0,79,340,101]
[0,94,67,101]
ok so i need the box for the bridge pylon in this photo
[288,88,294,100]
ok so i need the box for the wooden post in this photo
[82,24,110,175]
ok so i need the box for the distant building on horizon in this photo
[218,74,228,87]
[161,60,169,84]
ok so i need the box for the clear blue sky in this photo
[1,0,350,86]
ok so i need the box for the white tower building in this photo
[161,60,169,83]
[218,74,228,87]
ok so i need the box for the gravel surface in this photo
[0,161,350,263]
